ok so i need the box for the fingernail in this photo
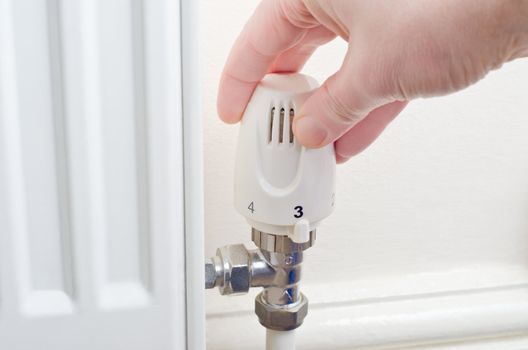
[294,116,328,148]
[335,153,349,164]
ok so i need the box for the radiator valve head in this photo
[234,73,336,241]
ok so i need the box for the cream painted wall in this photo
[201,1,528,348]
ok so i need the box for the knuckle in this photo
[278,0,318,28]
[357,52,399,100]
[321,82,363,125]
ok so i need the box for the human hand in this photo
[217,0,528,163]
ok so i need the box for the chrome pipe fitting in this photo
[251,228,315,253]
[205,229,315,331]
[255,292,308,331]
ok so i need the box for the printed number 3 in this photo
[294,206,303,218]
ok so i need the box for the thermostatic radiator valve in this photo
[205,73,336,343]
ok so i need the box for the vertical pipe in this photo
[266,329,296,350]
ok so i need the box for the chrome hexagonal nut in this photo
[254,292,308,331]
[217,244,251,295]
[204,258,217,289]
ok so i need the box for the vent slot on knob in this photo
[268,107,275,143]
[289,108,294,143]
[268,105,295,144]
[279,108,285,143]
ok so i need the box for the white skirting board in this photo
[206,265,528,349]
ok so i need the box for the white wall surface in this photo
[202,0,528,349]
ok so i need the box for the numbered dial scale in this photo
[234,73,336,240]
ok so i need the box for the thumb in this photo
[294,52,390,148]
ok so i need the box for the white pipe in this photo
[266,329,296,350]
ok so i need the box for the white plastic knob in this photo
[234,73,336,236]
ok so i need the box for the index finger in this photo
[217,0,316,123]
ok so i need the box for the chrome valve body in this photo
[205,229,315,331]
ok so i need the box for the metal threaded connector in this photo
[204,258,217,289]
[204,229,315,331]
[255,292,308,331]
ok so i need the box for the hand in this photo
[217,0,528,163]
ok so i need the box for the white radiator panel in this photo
[3,0,75,317]
[0,0,201,349]
[70,0,152,309]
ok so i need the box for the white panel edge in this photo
[181,0,206,349]
[0,0,26,315]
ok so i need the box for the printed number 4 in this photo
[294,206,303,218]
[248,202,255,213]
